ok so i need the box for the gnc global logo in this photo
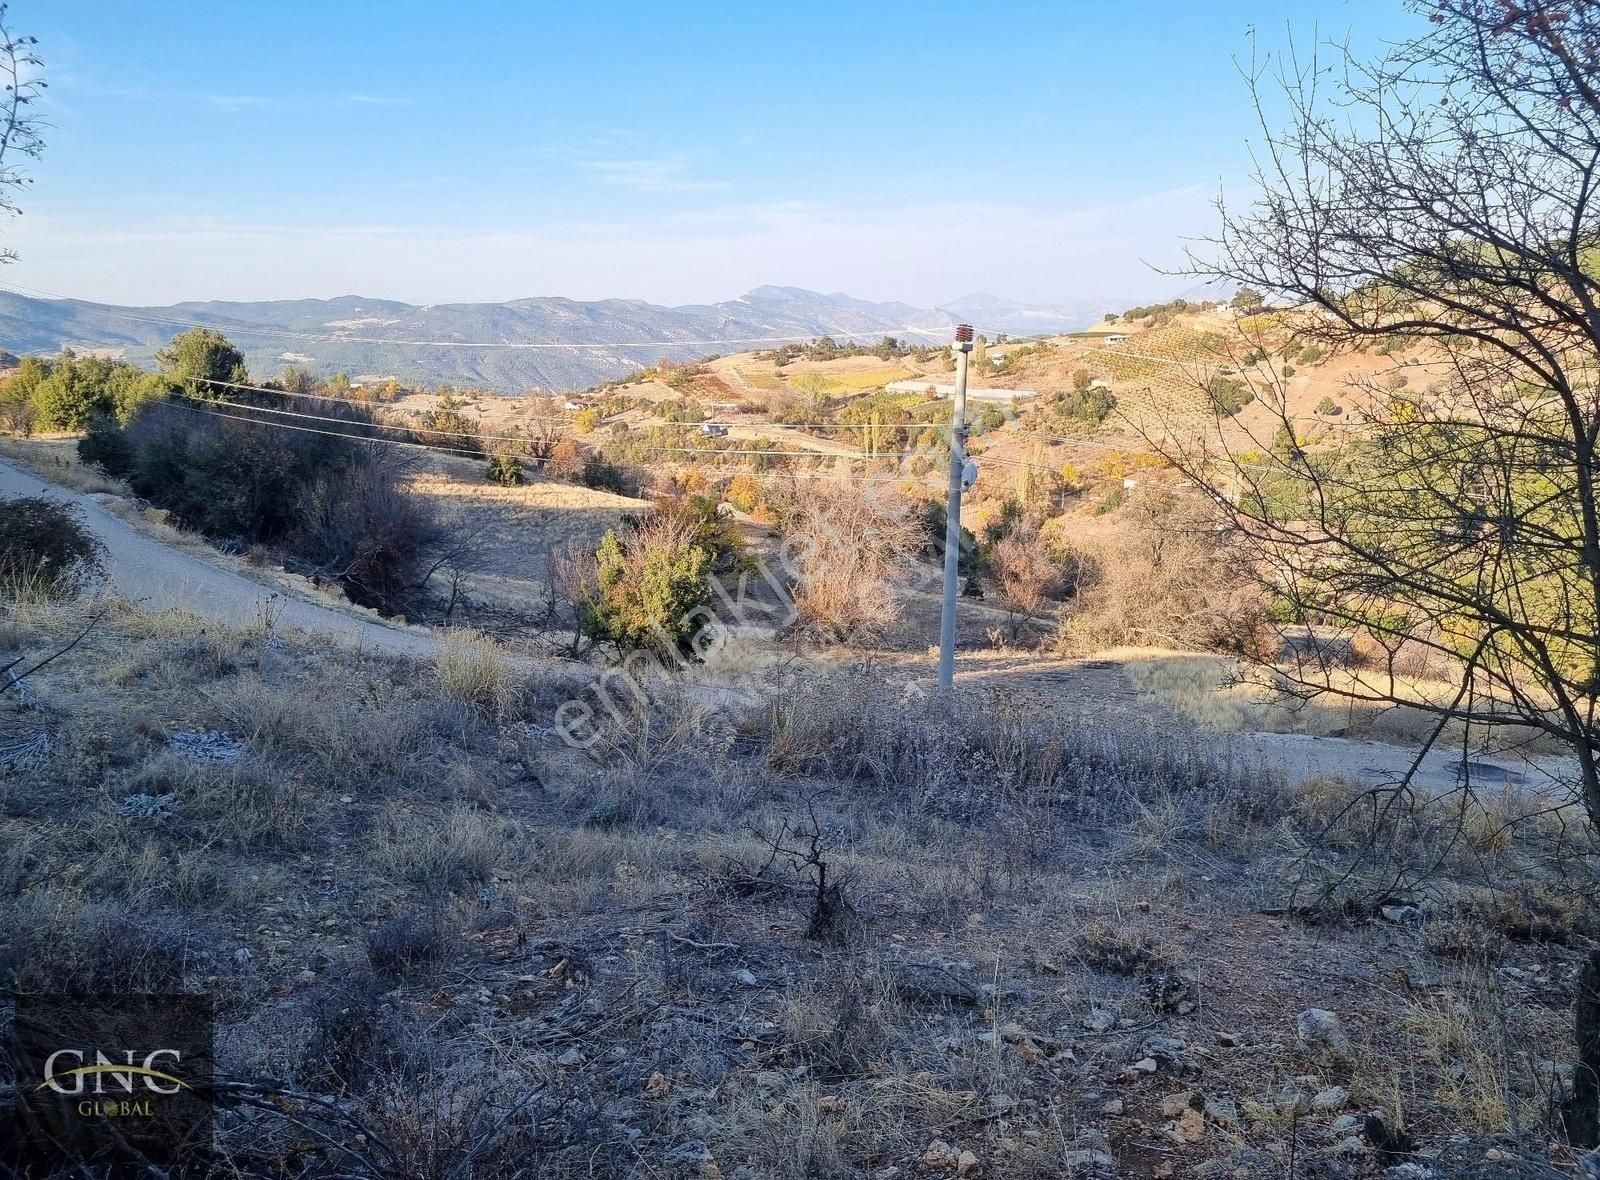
[36,1048,190,1117]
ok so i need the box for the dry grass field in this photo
[1,582,1593,1177]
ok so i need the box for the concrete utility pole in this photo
[937,324,975,692]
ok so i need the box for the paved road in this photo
[0,458,438,658]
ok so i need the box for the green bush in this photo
[581,518,713,656]
[0,497,103,595]
[104,394,442,615]
[580,453,629,495]
[1206,376,1256,417]
[77,415,136,478]
[486,454,524,486]
[1055,384,1117,424]
[156,327,246,396]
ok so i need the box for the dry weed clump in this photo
[775,480,922,644]
[435,627,520,717]
[1400,975,1544,1133]
[369,802,510,896]
[746,670,1284,837]
[205,669,475,791]
[0,892,220,993]
[1075,917,1176,976]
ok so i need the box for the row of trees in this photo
[0,328,246,432]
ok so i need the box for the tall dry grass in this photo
[435,628,520,718]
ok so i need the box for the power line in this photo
[202,376,950,433]
[159,396,938,478]
[153,400,490,460]
[190,393,931,460]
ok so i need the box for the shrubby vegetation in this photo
[0,497,102,597]
[1206,374,1254,417]
[579,516,715,657]
[75,371,447,615]
[0,352,167,432]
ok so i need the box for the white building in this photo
[883,380,1037,403]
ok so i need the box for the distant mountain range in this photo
[0,285,1104,393]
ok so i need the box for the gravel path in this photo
[0,458,439,658]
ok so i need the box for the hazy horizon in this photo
[11,0,1422,309]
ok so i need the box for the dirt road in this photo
[0,458,439,658]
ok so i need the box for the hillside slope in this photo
[0,286,1098,393]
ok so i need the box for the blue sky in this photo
[8,0,1423,310]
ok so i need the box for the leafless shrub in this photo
[366,908,459,978]
[778,481,922,644]
[988,517,1061,643]
[1060,493,1267,654]
[295,454,459,617]
[545,539,599,658]
[0,497,103,598]
[753,795,855,941]
[0,894,216,992]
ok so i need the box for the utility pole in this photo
[937,324,975,692]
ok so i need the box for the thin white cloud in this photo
[577,155,729,194]
[345,94,414,107]
[203,94,280,112]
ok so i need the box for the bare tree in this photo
[1173,1,1600,1143]
[988,518,1060,644]
[0,4,43,264]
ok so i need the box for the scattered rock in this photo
[1062,1132,1117,1177]
[555,1046,583,1067]
[1204,1097,1241,1128]
[733,968,757,987]
[1195,1147,1281,1179]
[1296,1008,1351,1058]
[117,792,180,819]
[1143,967,1198,1015]
[1140,1034,1188,1069]
[1082,1008,1117,1033]
[1099,1097,1124,1116]
[1160,1091,1197,1118]
[1274,1083,1309,1116]
[169,729,246,761]
[339,794,354,805]
[1382,1166,1435,1180]
[956,1149,979,1176]
[1132,1056,1158,1074]
[1329,1113,1363,1137]
[664,1140,713,1166]
[1174,1107,1206,1143]
[922,1140,961,1170]
[1214,1030,1240,1047]
[1311,1085,1350,1112]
